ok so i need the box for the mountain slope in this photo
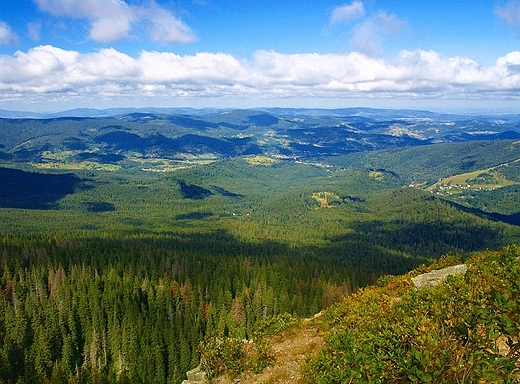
[203,246,520,383]
[1,109,520,166]
[328,139,520,185]
[304,245,520,383]
[1,110,520,384]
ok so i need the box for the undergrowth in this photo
[303,245,520,383]
[199,313,299,379]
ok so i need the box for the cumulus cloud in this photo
[138,3,196,44]
[330,1,365,24]
[0,21,18,45]
[495,1,520,27]
[32,0,194,44]
[33,0,134,43]
[0,46,519,104]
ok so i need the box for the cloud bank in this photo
[33,0,195,44]
[1,46,519,106]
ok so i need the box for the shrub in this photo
[303,245,520,383]
[199,335,245,379]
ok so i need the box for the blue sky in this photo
[1,0,520,112]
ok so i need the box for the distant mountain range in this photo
[2,107,520,122]
[0,107,222,119]
[1,108,520,166]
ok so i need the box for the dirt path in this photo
[212,319,324,384]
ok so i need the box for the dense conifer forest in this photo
[1,110,519,383]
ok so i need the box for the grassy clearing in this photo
[311,192,342,208]
[427,163,520,195]
[32,161,121,171]
[369,170,385,181]
[244,156,279,166]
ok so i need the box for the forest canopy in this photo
[0,112,519,383]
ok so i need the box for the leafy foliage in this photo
[199,335,245,379]
[303,245,520,383]
[199,313,299,378]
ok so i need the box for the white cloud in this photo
[495,1,520,27]
[78,48,141,80]
[1,46,520,105]
[0,46,78,92]
[328,4,406,57]
[350,11,406,56]
[32,0,194,44]
[0,21,18,45]
[330,1,365,24]
[33,0,136,43]
[90,16,133,43]
[138,3,196,44]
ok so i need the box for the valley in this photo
[0,108,519,383]
[2,108,520,172]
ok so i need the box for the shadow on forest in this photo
[151,228,431,277]
[43,226,429,278]
[175,212,213,220]
[177,180,213,200]
[444,200,520,226]
[0,167,83,209]
[347,218,502,257]
[94,130,261,158]
[83,202,116,213]
[211,186,244,198]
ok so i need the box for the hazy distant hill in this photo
[2,106,520,122]
[0,107,222,119]
[1,109,520,166]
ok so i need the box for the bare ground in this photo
[211,318,324,384]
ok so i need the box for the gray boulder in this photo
[411,264,468,289]
[182,365,207,384]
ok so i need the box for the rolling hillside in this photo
[1,109,520,170]
[1,108,520,383]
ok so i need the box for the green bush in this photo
[199,314,299,378]
[252,313,299,338]
[303,245,520,383]
[199,334,245,379]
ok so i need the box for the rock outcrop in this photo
[182,365,207,384]
[411,264,468,289]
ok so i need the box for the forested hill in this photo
[328,139,520,184]
[1,108,520,383]
[1,108,520,165]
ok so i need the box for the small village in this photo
[430,183,497,196]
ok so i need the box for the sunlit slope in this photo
[304,246,520,383]
[328,140,520,185]
[1,155,519,262]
